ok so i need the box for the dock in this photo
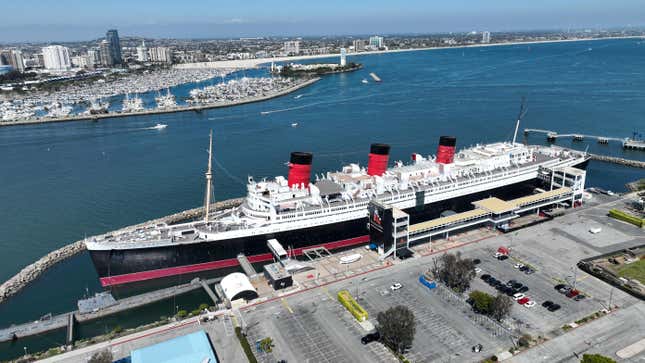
[369,72,382,82]
[0,276,223,343]
[66,313,74,345]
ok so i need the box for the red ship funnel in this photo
[436,136,456,164]
[288,152,313,188]
[367,143,390,176]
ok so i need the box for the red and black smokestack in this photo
[288,152,313,188]
[436,136,456,164]
[367,143,390,176]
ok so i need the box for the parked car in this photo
[524,268,535,275]
[524,301,536,308]
[514,263,525,269]
[517,297,530,305]
[517,286,529,293]
[566,289,580,298]
[390,283,403,291]
[512,293,526,301]
[497,255,509,261]
[361,331,381,345]
[519,265,529,272]
[480,274,491,281]
[542,301,554,308]
[474,267,482,274]
[506,279,518,287]
[554,284,566,290]
[548,304,561,312]
[472,343,483,353]
[573,294,586,301]
[473,259,482,265]
[511,282,523,290]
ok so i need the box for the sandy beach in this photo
[175,35,645,70]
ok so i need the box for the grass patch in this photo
[617,258,645,284]
[235,327,258,363]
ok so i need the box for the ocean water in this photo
[1,38,644,359]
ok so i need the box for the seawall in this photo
[589,153,645,168]
[0,198,243,304]
[0,77,320,128]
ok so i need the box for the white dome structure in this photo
[220,272,258,301]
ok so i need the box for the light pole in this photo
[23,347,27,356]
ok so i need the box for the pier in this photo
[524,128,645,149]
[0,78,320,128]
[0,276,224,343]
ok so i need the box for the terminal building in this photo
[369,165,586,260]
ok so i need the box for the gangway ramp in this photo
[237,254,257,278]
[508,187,571,209]
[409,209,490,235]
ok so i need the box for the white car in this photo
[474,267,482,274]
[514,263,524,269]
[524,301,536,308]
[512,293,525,301]
[390,283,403,291]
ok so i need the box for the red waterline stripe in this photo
[99,235,371,287]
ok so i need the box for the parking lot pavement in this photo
[453,210,642,336]
[510,302,645,363]
[242,290,398,363]
[333,268,507,363]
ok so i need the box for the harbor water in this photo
[1,38,644,360]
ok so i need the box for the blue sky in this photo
[1,0,644,42]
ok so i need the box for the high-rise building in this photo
[71,55,89,68]
[42,45,71,71]
[0,50,10,66]
[99,40,112,66]
[352,39,367,52]
[136,40,148,62]
[87,49,100,66]
[106,29,122,65]
[369,36,384,49]
[482,31,491,44]
[148,47,172,63]
[8,50,25,72]
[340,48,347,66]
[283,41,300,56]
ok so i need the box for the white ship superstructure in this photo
[87,138,589,252]
[121,94,144,113]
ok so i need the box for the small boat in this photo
[152,123,167,130]
[291,122,299,127]
[340,253,362,264]
[361,79,369,84]
[260,111,270,115]
[294,95,303,99]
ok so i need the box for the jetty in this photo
[0,198,243,304]
[524,128,644,149]
[0,78,320,128]
[588,154,645,168]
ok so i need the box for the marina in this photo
[0,77,320,127]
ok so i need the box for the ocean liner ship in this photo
[86,127,589,287]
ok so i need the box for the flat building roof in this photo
[472,197,517,214]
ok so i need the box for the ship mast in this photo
[204,130,214,223]
[512,97,528,145]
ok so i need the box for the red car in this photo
[517,297,530,305]
[566,289,580,298]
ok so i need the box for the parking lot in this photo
[240,192,644,362]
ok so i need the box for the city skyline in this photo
[1,0,645,42]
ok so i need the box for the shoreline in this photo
[175,35,645,70]
[0,77,320,128]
